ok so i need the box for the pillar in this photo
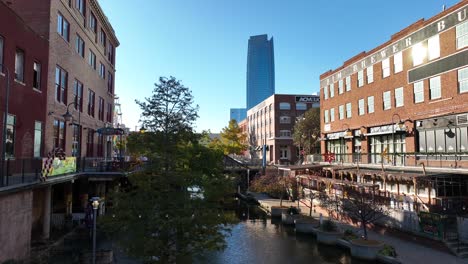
[42,186,51,240]
[64,182,73,216]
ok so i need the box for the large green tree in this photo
[293,107,321,155]
[102,77,236,263]
[213,119,248,155]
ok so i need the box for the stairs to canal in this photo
[444,231,468,258]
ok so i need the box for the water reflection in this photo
[198,201,373,264]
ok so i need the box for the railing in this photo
[310,152,468,169]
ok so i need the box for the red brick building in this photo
[0,1,48,160]
[320,1,468,167]
[247,94,320,165]
[3,0,119,158]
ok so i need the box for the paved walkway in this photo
[249,192,468,264]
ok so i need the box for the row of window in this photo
[248,102,312,122]
[323,21,468,100]
[55,65,113,122]
[324,67,468,123]
[0,36,43,89]
[5,116,42,158]
[53,119,105,157]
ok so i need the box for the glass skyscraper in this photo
[230,108,247,123]
[246,34,275,110]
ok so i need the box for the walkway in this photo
[249,192,468,264]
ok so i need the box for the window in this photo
[71,124,81,157]
[55,66,68,103]
[107,43,114,64]
[357,70,364,87]
[367,66,373,84]
[98,97,104,121]
[456,21,468,49]
[88,50,96,69]
[107,102,113,122]
[99,29,107,47]
[428,34,440,60]
[330,83,335,98]
[345,76,351,91]
[324,86,329,99]
[279,145,289,159]
[15,49,24,82]
[73,79,83,111]
[88,89,95,116]
[99,62,105,78]
[395,87,404,107]
[330,108,335,122]
[279,102,290,110]
[296,103,306,110]
[367,96,374,113]
[430,76,441,99]
[33,62,41,89]
[412,42,425,66]
[279,116,291,124]
[339,105,344,120]
[459,67,468,93]
[346,103,352,118]
[76,0,85,15]
[89,12,97,33]
[57,13,70,41]
[414,81,424,103]
[107,71,113,94]
[394,52,403,73]
[0,36,3,66]
[383,91,391,110]
[86,129,94,157]
[324,109,329,123]
[34,121,42,158]
[53,119,65,150]
[5,115,16,158]
[382,58,390,78]
[75,34,85,57]
[338,79,344,94]
[279,130,291,137]
[358,99,365,116]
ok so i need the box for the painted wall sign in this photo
[295,96,320,103]
[320,5,468,87]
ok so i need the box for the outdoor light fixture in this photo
[90,197,100,264]
[139,126,146,133]
[63,110,73,122]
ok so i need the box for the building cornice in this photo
[89,0,120,47]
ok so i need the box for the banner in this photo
[42,157,76,177]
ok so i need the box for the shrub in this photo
[286,206,300,215]
[320,220,338,232]
[379,244,397,257]
[343,229,358,241]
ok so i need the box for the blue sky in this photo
[99,0,459,133]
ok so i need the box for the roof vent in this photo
[457,114,468,125]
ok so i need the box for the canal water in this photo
[197,201,373,264]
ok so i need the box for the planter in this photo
[295,218,317,233]
[349,239,384,260]
[315,228,343,245]
[271,206,288,217]
[281,212,300,225]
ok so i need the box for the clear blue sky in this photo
[99,0,459,133]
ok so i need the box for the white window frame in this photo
[33,62,41,90]
[338,79,344,94]
[357,70,364,87]
[330,83,335,98]
[346,103,352,118]
[367,96,375,114]
[34,121,42,158]
[395,87,404,107]
[279,116,291,124]
[413,81,424,103]
[367,66,373,84]
[324,110,329,123]
[345,76,351,91]
[296,102,307,110]
[279,130,291,137]
[15,49,25,82]
[412,42,425,66]
[394,52,403,73]
[339,105,344,120]
[324,86,329,99]
[279,102,291,110]
[330,108,335,122]
[429,76,441,100]
[358,99,365,116]
[382,58,390,78]
[456,21,468,49]
[383,91,391,110]
[428,34,440,60]
[458,67,468,94]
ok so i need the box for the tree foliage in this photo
[293,108,321,155]
[212,119,247,155]
[102,77,236,263]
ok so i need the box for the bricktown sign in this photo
[320,5,467,87]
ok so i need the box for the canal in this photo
[197,200,372,264]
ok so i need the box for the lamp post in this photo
[0,64,10,187]
[63,102,81,170]
[91,197,100,264]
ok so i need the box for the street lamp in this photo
[63,102,81,169]
[0,63,10,187]
[139,125,146,134]
[91,197,100,264]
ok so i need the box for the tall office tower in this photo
[246,34,275,110]
[229,108,247,123]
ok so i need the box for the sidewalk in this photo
[249,192,468,264]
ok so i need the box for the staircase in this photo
[445,231,468,258]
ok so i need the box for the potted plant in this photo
[315,219,343,245]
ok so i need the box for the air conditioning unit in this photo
[457,114,468,125]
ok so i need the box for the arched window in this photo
[279,102,291,110]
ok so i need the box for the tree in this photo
[318,192,342,220]
[293,108,321,156]
[342,188,389,240]
[102,77,236,263]
[213,119,247,155]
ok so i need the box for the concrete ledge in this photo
[295,218,318,233]
[349,239,384,260]
[315,228,343,245]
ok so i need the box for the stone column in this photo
[42,186,51,240]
